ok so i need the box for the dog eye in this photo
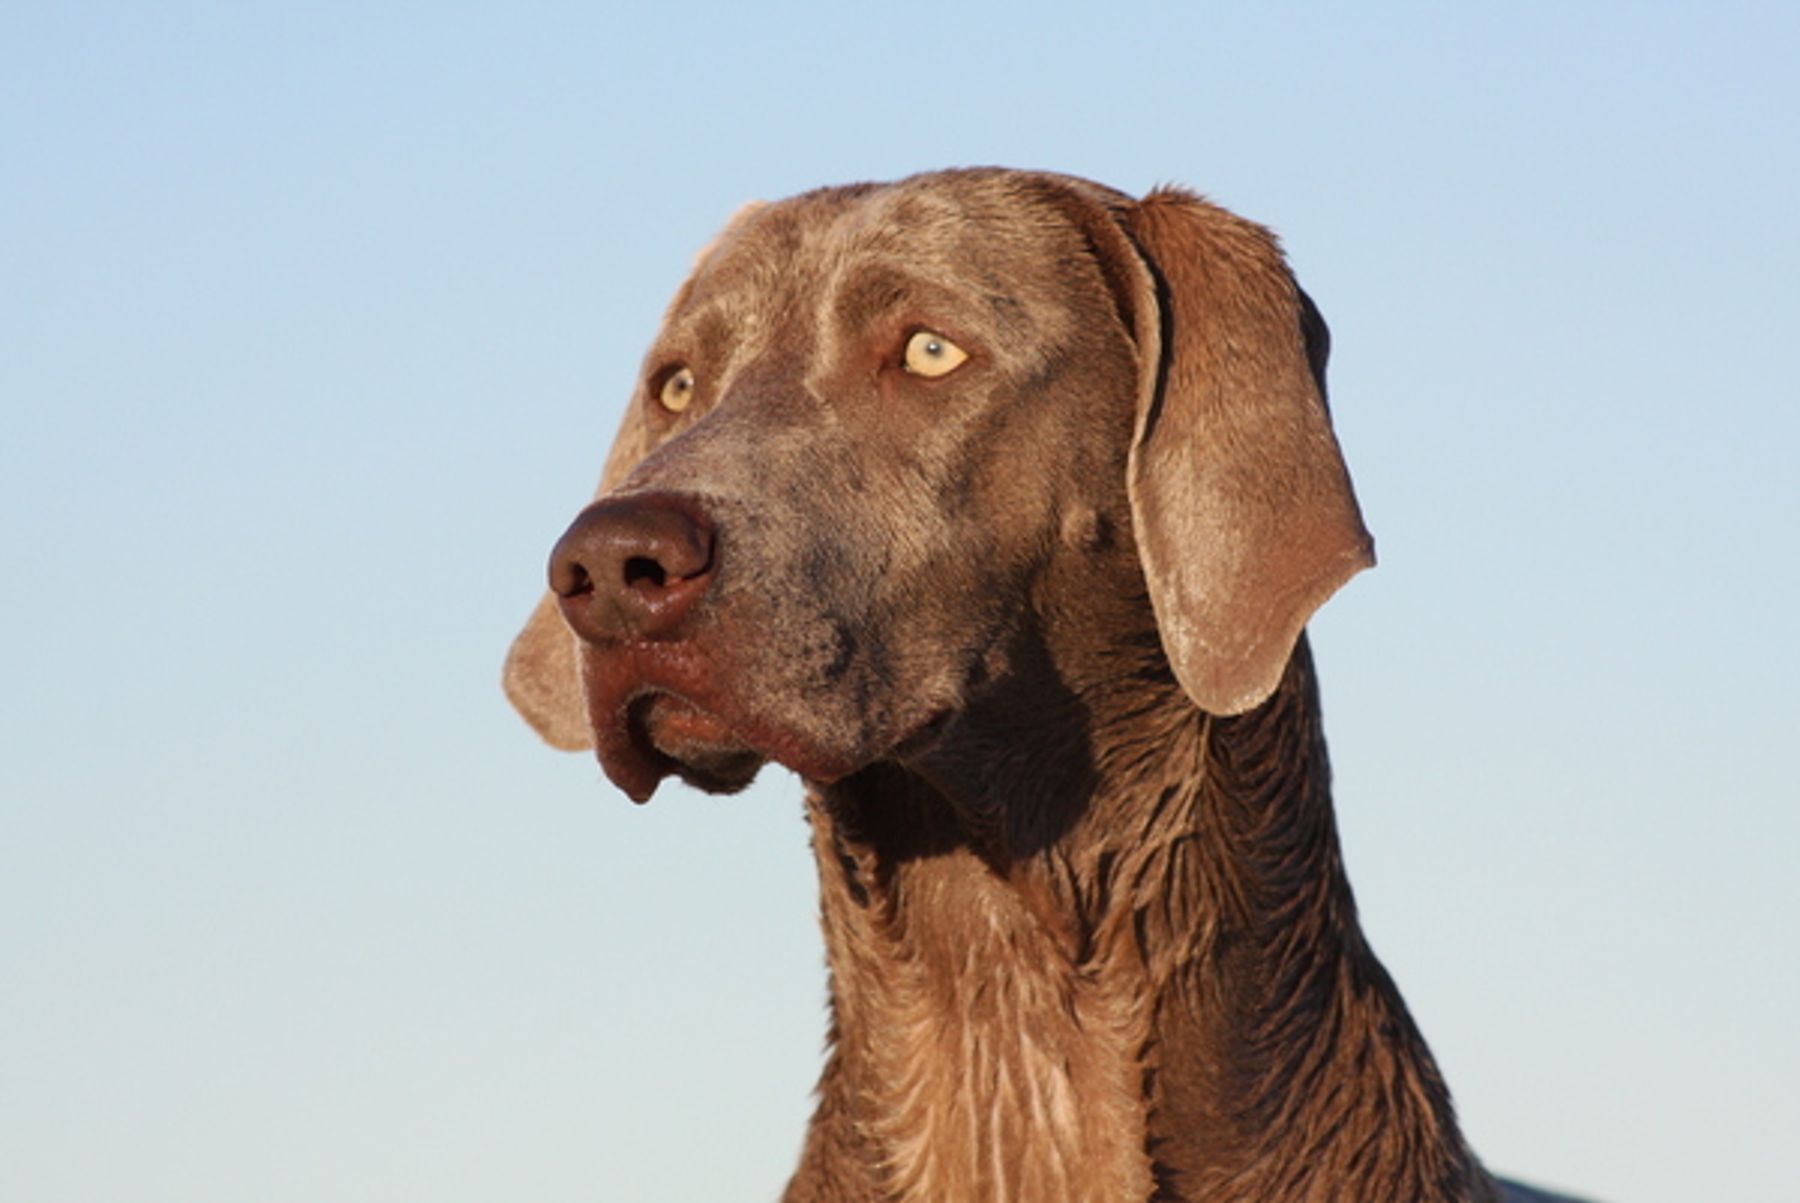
[902,331,968,378]
[657,367,697,413]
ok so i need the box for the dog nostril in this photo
[556,560,595,598]
[624,556,668,590]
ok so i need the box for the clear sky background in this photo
[3,4,1796,1201]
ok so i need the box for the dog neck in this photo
[799,638,1495,1203]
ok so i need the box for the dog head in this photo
[503,169,1371,801]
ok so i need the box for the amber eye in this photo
[657,366,696,413]
[902,330,968,378]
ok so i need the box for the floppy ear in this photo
[1117,187,1374,715]
[501,407,657,750]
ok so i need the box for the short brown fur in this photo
[504,169,1574,1203]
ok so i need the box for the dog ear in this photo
[501,407,657,750]
[502,592,594,751]
[1115,187,1374,715]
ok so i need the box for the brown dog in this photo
[505,170,1579,1203]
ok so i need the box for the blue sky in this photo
[3,4,1796,1201]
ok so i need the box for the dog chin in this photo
[638,694,767,794]
[590,692,763,802]
[578,647,892,801]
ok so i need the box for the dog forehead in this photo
[668,171,1103,343]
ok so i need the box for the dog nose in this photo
[548,494,717,643]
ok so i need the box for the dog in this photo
[504,168,1585,1203]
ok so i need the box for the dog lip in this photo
[639,692,739,749]
[597,685,675,804]
[579,640,861,801]
[579,642,696,802]
[637,691,754,765]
